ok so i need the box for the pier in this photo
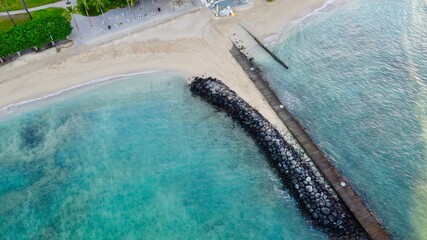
[229,44,390,240]
[240,26,289,69]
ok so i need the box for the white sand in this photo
[0,0,326,131]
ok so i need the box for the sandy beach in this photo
[0,0,327,131]
[1,1,425,238]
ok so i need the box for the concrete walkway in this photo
[0,0,70,16]
[69,0,200,45]
[0,0,201,47]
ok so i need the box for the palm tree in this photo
[81,0,92,27]
[66,5,79,31]
[94,0,105,22]
[130,0,135,18]
[125,0,131,13]
[20,0,32,20]
[0,0,16,27]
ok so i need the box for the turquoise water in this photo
[0,73,326,239]
[258,0,427,238]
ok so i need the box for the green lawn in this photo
[0,0,61,12]
[0,7,67,32]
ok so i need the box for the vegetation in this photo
[1,0,17,27]
[0,15,72,58]
[65,6,79,31]
[0,7,66,32]
[0,0,60,11]
[20,0,33,20]
[76,0,129,16]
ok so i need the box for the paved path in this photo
[0,0,71,16]
[68,0,200,45]
[229,43,391,240]
[1,0,200,46]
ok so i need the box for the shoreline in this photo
[227,43,390,239]
[0,0,328,132]
[190,77,369,238]
[0,70,163,115]
[262,0,341,45]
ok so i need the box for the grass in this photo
[0,7,67,32]
[0,0,61,12]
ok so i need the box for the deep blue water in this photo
[0,74,326,239]
[257,0,427,238]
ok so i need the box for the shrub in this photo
[109,0,128,8]
[0,16,72,58]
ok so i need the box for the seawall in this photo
[190,77,367,239]
[228,41,391,240]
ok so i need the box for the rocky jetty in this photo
[190,77,368,239]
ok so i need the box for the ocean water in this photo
[257,0,427,239]
[0,73,327,239]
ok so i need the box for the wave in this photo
[0,70,163,115]
[264,0,345,46]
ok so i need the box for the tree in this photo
[130,0,135,18]
[125,0,130,12]
[66,5,79,31]
[20,0,33,20]
[94,0,105,21]
[81,0,92,27]
[0,0,16,27]
[0,16,72,58]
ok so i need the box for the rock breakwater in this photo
[190,77,368,239]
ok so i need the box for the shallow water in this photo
[257,0,427,238]
[0,73,326,239]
